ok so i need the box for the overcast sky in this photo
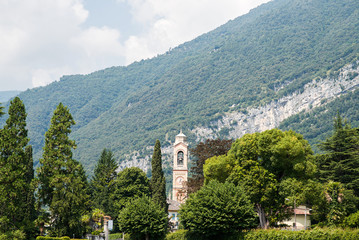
[0,0,271,91]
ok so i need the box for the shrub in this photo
[179,181,256,239]
[166,230,188,240]
[344,210,359,228]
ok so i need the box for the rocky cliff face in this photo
[192,62,359,141]
[119,62,359,172]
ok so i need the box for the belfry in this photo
[172,130,188,203]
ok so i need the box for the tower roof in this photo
[176,130,186,137]
[175,130,187,145]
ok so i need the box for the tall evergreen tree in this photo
[150,140,168,213]
[91,148,118,215]
[0,103,4,117]
[37,103,89,237]
[0,97,34,238]
[318,113,359,196]
[24,146,36,235]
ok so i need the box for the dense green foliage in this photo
[179,181,257,239]
[1,0,357,174]
[90,149,118,215]
[317,114,359,196]
[203,129,315,228]
[0,97,35,239]
[118,196,168,240]
[150,140,168,212]
[110,167,151,232]
[36,103,89,237]
[344,211,359,228]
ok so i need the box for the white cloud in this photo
[0,0,271,91]
[0,0,124,91]
[121,0,271,64]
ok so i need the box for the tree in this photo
[203,154,235,184]
[0,97,34,238]
[323,181,357,225]
[150,140,167,212]
[118,196,168,240]
[203,129,315,228]
[228,129,314,180]
[90,149,118,215]
[187,139,233,193]
[227,160,279,229]
[110,167,151,232]
[36,103,89,237]
[0,103,4,117]
[179,181,256,239]
[318,113,359,196]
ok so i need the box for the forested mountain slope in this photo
[4,0,359,174]
[0,91,21,102]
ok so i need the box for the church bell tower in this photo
[172,130,188,203]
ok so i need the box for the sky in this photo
[0,0,271,91]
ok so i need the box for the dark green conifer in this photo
[0,97,34,238]
[318,113,359,196]
[91,148,118,215]
[150,140,168,213]
[0,103,4,117]
[37,103,89,237]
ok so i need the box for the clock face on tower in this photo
[176,177,184,185]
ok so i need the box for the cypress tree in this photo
[150,140,168,213]
[0,97,34,237]
[91,148,118,215]
[37,103,89,237]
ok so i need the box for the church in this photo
[168,131,188,230]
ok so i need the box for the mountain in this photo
[0,91,21,103]
[3,0,359,174]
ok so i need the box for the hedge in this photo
[166,228,359,240]
[36,237,70,240]
[244,228,359,240]
[109,233,123,240]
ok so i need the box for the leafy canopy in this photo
[179,180,256,239]
[118,196,168,240]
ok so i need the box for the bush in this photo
[166,230,188,240]
[118,196,168,240]
[91,230,103,235]
[344,211,359,228]
[179,181,256,239]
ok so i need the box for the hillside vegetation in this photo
[3,0,359,173]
